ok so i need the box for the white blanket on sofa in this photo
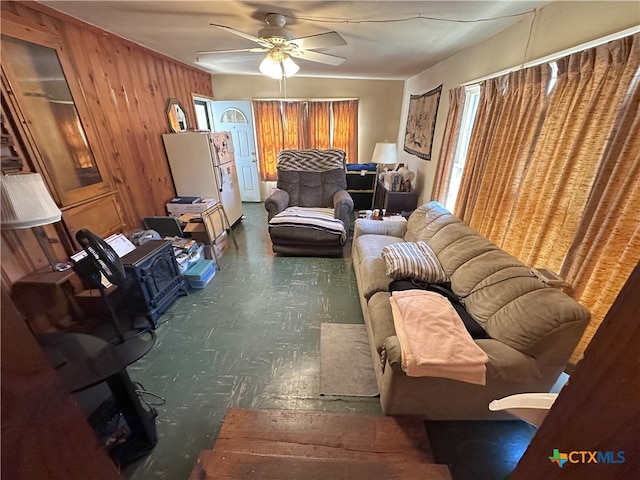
[390,290,489,385]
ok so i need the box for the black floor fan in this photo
[73,229,159,467]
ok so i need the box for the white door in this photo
[212,101,260,202]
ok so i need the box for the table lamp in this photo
[1,172,63,270]
[370,142,398,210]
[371,142,398,171]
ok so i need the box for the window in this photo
[444,85,480,211]
[194,99,211,130]
[253,99,358,181]
[220,108,247,124]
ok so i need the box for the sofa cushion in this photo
[357,257,394,300]
[462,270,590,355]
[277,169,347,208]
[381,241,448,284]
[367,291,396,354]
[353,234,403,264]
[405,201,463,243]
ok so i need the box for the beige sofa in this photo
[352,201,590,419]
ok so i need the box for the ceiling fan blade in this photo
[197,48,269,55]
[289,50,346,66]
[290,31,346,50]
[209,23,272,48]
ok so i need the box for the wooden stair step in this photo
[190,450,452,480]
[189,409,452,480]
[211,408,435,462]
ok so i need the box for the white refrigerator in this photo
[162,131,243,226]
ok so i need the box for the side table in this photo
[373,180,418,214]
[13,268,83,332]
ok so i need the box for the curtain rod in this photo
[462,25,640,87]
[253,98,358,102]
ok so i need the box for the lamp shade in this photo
[281,56,299,77]
[259,54,283,79]
[371,142,398,165]
[259,52,299,79]
[1,173,61,229]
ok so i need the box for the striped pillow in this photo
[381,241,449,283]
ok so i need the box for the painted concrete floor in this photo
[119,202,535,480]
[123,203,381,480]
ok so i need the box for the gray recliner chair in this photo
[265,149,354,256]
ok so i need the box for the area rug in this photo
[320,323,379,397]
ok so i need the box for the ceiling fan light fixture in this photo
[259,54,283,79]
[259,52,299,79]
[282,56,299,77]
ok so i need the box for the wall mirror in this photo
[166,98,189,133]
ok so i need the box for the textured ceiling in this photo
[42,1,550,80]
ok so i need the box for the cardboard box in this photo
[383,172,411,192]
[166,198,218,217]
[180,207,226,246]
[203,231,227,260]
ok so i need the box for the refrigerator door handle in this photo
[217,166,224,192]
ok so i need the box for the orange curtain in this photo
[254,99,359,177]
[451,33,640,365]
[332,100,358,163]
[253,101,283,181]
[431,86,466,203]
[307,101,331,149]
[282,102,307,150]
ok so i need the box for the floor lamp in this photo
[1,172,63,271]
[370,142,398,209]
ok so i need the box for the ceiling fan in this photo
[197,13,347,78]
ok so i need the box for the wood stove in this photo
[121,240,188,326]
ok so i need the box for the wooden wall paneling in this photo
[91,32,139,228]
[111,42,154,226]
[97,33,148,230]
[62,193,125,248]
[141,53,177,206]
[1,5,62,40]
[1,1,213,292]
[0,229,49,284]
[124,47,176,219]
[176,63,195,122]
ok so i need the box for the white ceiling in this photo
[42,1,550,80]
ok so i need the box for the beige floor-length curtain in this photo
[460,65,551,240]
[452,33,640,365]
[253,100,283,181]
[558,35,640,363]
[308,101,331,149]
[455,77,508,221]
[332,100,358,163]
[431,86,466,204]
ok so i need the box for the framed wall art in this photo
[403,84,442,160]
